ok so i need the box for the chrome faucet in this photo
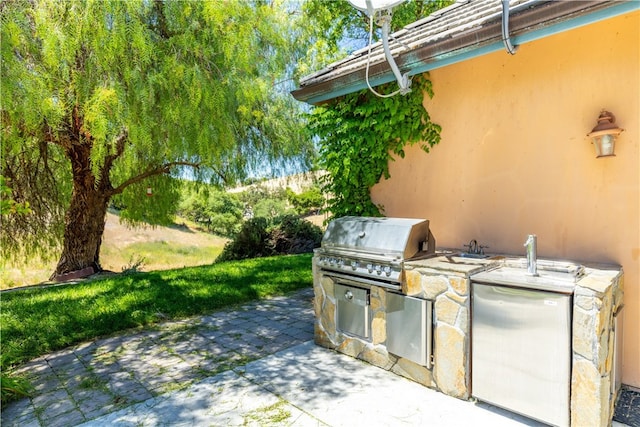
[524,234,538,276]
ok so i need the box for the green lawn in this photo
[0,254,313,370]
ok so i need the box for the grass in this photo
[0,253,313,371]
[0,373,33,404]
[244,400,292,425]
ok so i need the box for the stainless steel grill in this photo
[315,216,436,291]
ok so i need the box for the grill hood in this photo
[321,216,436,260]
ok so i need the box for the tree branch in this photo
[98,129,128,191]
[151,0,173,39]
[109,161,199,196]
[210,166,231,186]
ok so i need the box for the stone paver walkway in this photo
[2,288,315,427]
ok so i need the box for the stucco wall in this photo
[371,11,639,387]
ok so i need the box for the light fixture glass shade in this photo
[588,111,623,157]
[593,134,615,157]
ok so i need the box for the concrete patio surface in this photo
[79,341,547,426]
[2,287,635,426]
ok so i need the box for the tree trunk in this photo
[51,142,110,281]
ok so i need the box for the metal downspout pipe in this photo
[502,0,518,54]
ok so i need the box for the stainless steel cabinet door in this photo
[335,283,370,339]
[472,283,571,426]
[386,292,432,367]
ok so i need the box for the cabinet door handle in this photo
[345,290,353,300]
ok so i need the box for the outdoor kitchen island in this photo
[313,244,623,426]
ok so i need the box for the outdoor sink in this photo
[456,252,490,259]
[504,258,584,275]
[471,258,585,294]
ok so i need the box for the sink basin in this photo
[456,252,490,259]
[503,258,585,276]
[471,258,585,294]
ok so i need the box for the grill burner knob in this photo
[350,260,358,270]
[367,263,373,273]
[375,265,382,275]
[383,266,392,276]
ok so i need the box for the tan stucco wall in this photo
[371,11,640,387]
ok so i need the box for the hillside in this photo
[1,213,228,289]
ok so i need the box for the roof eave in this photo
[292,1,639,105]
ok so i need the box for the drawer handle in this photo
[345,290,353,300]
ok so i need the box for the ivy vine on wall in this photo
[309,74,441,218]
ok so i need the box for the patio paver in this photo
[1,288,315,426]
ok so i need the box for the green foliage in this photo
[268,214,323,255]
[235,184,293,221]
[309,75,441,218]
[237,185,287,210]
[253,198,292,220]
[286,186,324,216]
[1,372,32,405]
[216,215,322,262]
[178,186,243,237]
[216,217,271,262]
[114,176,183,227]
[0,254,313,369]
[0,176,30,216]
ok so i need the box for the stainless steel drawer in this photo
[335,283,370,339]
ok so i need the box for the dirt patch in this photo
[103,213,227,248]
[304,214,327,228]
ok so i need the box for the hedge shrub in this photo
[216,214,322,262]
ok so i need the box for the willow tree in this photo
[1,0,313,279]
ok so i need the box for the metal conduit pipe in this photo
[502,0,518,55]
[380,16,411,94]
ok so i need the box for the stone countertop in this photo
[574,264,624,312]
[407,250,622,284]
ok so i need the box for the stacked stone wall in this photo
[571,271,624,427]
[404,269,471,399]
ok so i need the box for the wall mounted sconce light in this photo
[587,110,623,157]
